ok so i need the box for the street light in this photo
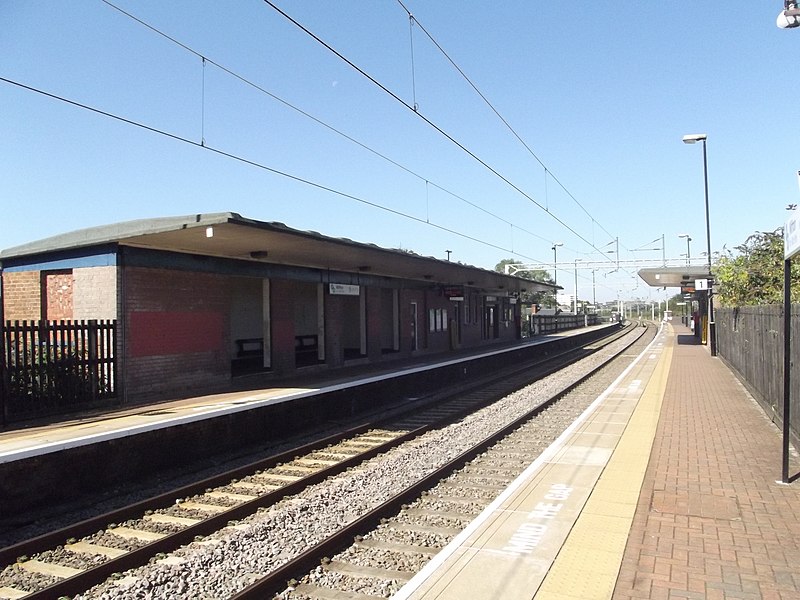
[574,258,582,314]
[682,132,716,355]
[678,233,692,266]
[551,242,563,286]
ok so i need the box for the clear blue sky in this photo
[2,1,798,302]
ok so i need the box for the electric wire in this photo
[0,75,552,268]
[260,0,617,262]
[394,0,617,244]
[99,0,556,250]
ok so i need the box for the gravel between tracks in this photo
[71,329,649,600]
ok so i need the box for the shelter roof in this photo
[638,265,713,288]
[1,212,555,296]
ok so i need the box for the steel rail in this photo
[2,323,633,599]
[230,324,649,599]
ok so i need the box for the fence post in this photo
[88,320,99,401]
[0,321,7,427]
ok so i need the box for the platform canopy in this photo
[1,212,556,297]
[637,266,713,289]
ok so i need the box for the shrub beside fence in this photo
[1,319,117,424]
[716,305,799,449]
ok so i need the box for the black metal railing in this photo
[531,313,600,335]
[1,319,117,424]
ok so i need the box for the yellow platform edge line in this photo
[534,335,674,600]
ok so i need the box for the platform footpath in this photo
[395,323,800,600]
[612,325,800,600]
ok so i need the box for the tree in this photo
[494,258,555,306]
[714,228,800,306]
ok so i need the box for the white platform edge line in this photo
[391,323,667,600]
[0,326,615,464]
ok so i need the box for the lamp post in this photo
[678,233,692,266]
[573,258,582,314]
[682,133,715,355]
[551,242,563,285]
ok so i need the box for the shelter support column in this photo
[262,278,271,370]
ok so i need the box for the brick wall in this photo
[324,291,345,367]
[44,271,74,320]
[74,266,117,320]
[2,270,42,321]
[270,279,298,373]
[122,266,231,402]
[3,266,118,322]
[366,287,383,361]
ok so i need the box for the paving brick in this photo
[612,324,800,600]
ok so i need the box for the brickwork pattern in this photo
[123,267,231,402]
[44,272,74,320]
[2,270,42,321]
[613,330,800,600]
[73,265,117,320]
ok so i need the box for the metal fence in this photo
[1,319,117,424]
[530,313,600,335]
[716,306,799,447]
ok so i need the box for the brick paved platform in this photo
[613,324,800,600]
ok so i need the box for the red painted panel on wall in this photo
[129,311,224,357]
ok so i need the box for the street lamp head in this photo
[682,133,707,144]
[678,233,692,241]
[551,242,563,250]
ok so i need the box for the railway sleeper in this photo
[352,538,439,556]
[65,541,127,559]
[401,508,472,522]
[0,585,27,599]
[321,560,413,582]
[16,559,82,580]
[292,581,386,600]
[389,522,461,536]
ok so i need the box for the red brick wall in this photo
[3,271,42,321]
[44,272,74,320]
[268,279,297,373]
[3,267,117,322]
[366,287,383,361]
[122,266,231,402]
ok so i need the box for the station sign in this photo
[329,283,360,296]
[785,210,800,260]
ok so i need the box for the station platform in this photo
[393,322,800,600]
[0,323,614,466]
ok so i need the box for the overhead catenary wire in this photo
[98,0,558,250]
[394,0,617,245]
[0,75,552,268]
[260,0,618,263]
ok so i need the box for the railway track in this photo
[0,322,644,600]
[233,323,655,600]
